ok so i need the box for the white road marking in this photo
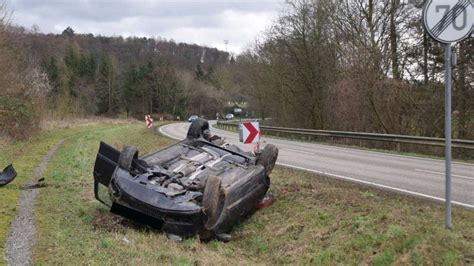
[281,148,314,155]
[158,125,181,140]
[414,169,474,181]
[277,162,474,209]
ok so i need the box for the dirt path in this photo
[4,140,64,266]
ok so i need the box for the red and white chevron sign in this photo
[240,122,260,144]
[145,115,153,128]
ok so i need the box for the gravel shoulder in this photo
[4,140,63,265]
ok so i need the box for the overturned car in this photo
[93,118,278,240]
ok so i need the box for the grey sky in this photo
[8,0,284,54]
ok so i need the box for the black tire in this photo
[118,145,138,171]
[202,175,225,231]
[257,144,279,175]
[187,118,209,139]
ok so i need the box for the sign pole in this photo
[423,0,473,230]
[444,43,452,229]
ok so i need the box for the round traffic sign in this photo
[423,0,474,43]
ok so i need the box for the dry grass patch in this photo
[40,116,137,130]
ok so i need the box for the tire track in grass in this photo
[4,140,64,266]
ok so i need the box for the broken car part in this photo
[0,164,17,186]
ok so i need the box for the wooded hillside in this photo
[0,1,472,142]
[14,25,231,118]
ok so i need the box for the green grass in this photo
[1,120,473,264]
[0,120,168,264]
[0,126,78,259]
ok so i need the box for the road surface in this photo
[159,121,474,209]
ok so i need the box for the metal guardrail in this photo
[216,120,474,150]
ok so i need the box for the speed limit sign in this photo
[423,0,473,43]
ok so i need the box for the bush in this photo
[0,96,39,139]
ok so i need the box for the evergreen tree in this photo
[62,27,75,38]
[78,53,97,78]
[96,53,116,114]
[195,64,205,81]
[64,45,80,73]
[122,64,141,117]
[45,57,60,94]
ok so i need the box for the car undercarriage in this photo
[93,119,278,241]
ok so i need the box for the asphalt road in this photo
[159,121,474,209]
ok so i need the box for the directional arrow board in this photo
[423,0,474,43]
[145,115,153,128]
[239,122,260,144]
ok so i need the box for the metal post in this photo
[444,43,452,229]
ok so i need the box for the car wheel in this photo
[202,175,225,231]
[187,118,209,139]
[257,144,279,175]
[118,145,138,171]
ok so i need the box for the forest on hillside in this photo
[0,1,473,142]
[0,2,240,140]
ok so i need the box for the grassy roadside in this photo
[0,129,67,259]
[0,119,146,264]
[26,121,474,264]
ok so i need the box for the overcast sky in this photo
[8,0,284,54]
